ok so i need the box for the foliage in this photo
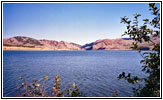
[112,91,118,97]
[15,75,83,97]
[118,3,160,97]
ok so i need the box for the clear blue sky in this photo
[3,3,160,45]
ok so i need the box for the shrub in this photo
[15,75,83,97]
[118,3,160,97]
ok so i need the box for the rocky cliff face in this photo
[3,36,160,50]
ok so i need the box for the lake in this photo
[3,51,147,97]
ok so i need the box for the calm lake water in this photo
[3,51,147,97]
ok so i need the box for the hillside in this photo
[81,38,133,50]
[3,36,160,51]
[3,36,81,50]
[81,37,160,50]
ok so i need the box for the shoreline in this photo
[3,46,150,51]
[3,49,138,51]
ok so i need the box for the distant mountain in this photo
[81,38,133,50]
[3,36,43,47]
[81,37,160,50]
[70,43,82,48]
[3,36,81,50]
[3,36,160,51]
[39,40,80,50]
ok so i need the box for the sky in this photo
[3,3,160,45]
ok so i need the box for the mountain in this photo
[81,37,160,50]
[3,36,160,51]
[81,38,133,50]
[3,36,81,50]
[39,40,80,50]
[3,36,43,47]
[70,43,82,48]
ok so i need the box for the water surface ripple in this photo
[3,51,146,97]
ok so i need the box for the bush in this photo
[118,3,160,97]
[15,75,84,97]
